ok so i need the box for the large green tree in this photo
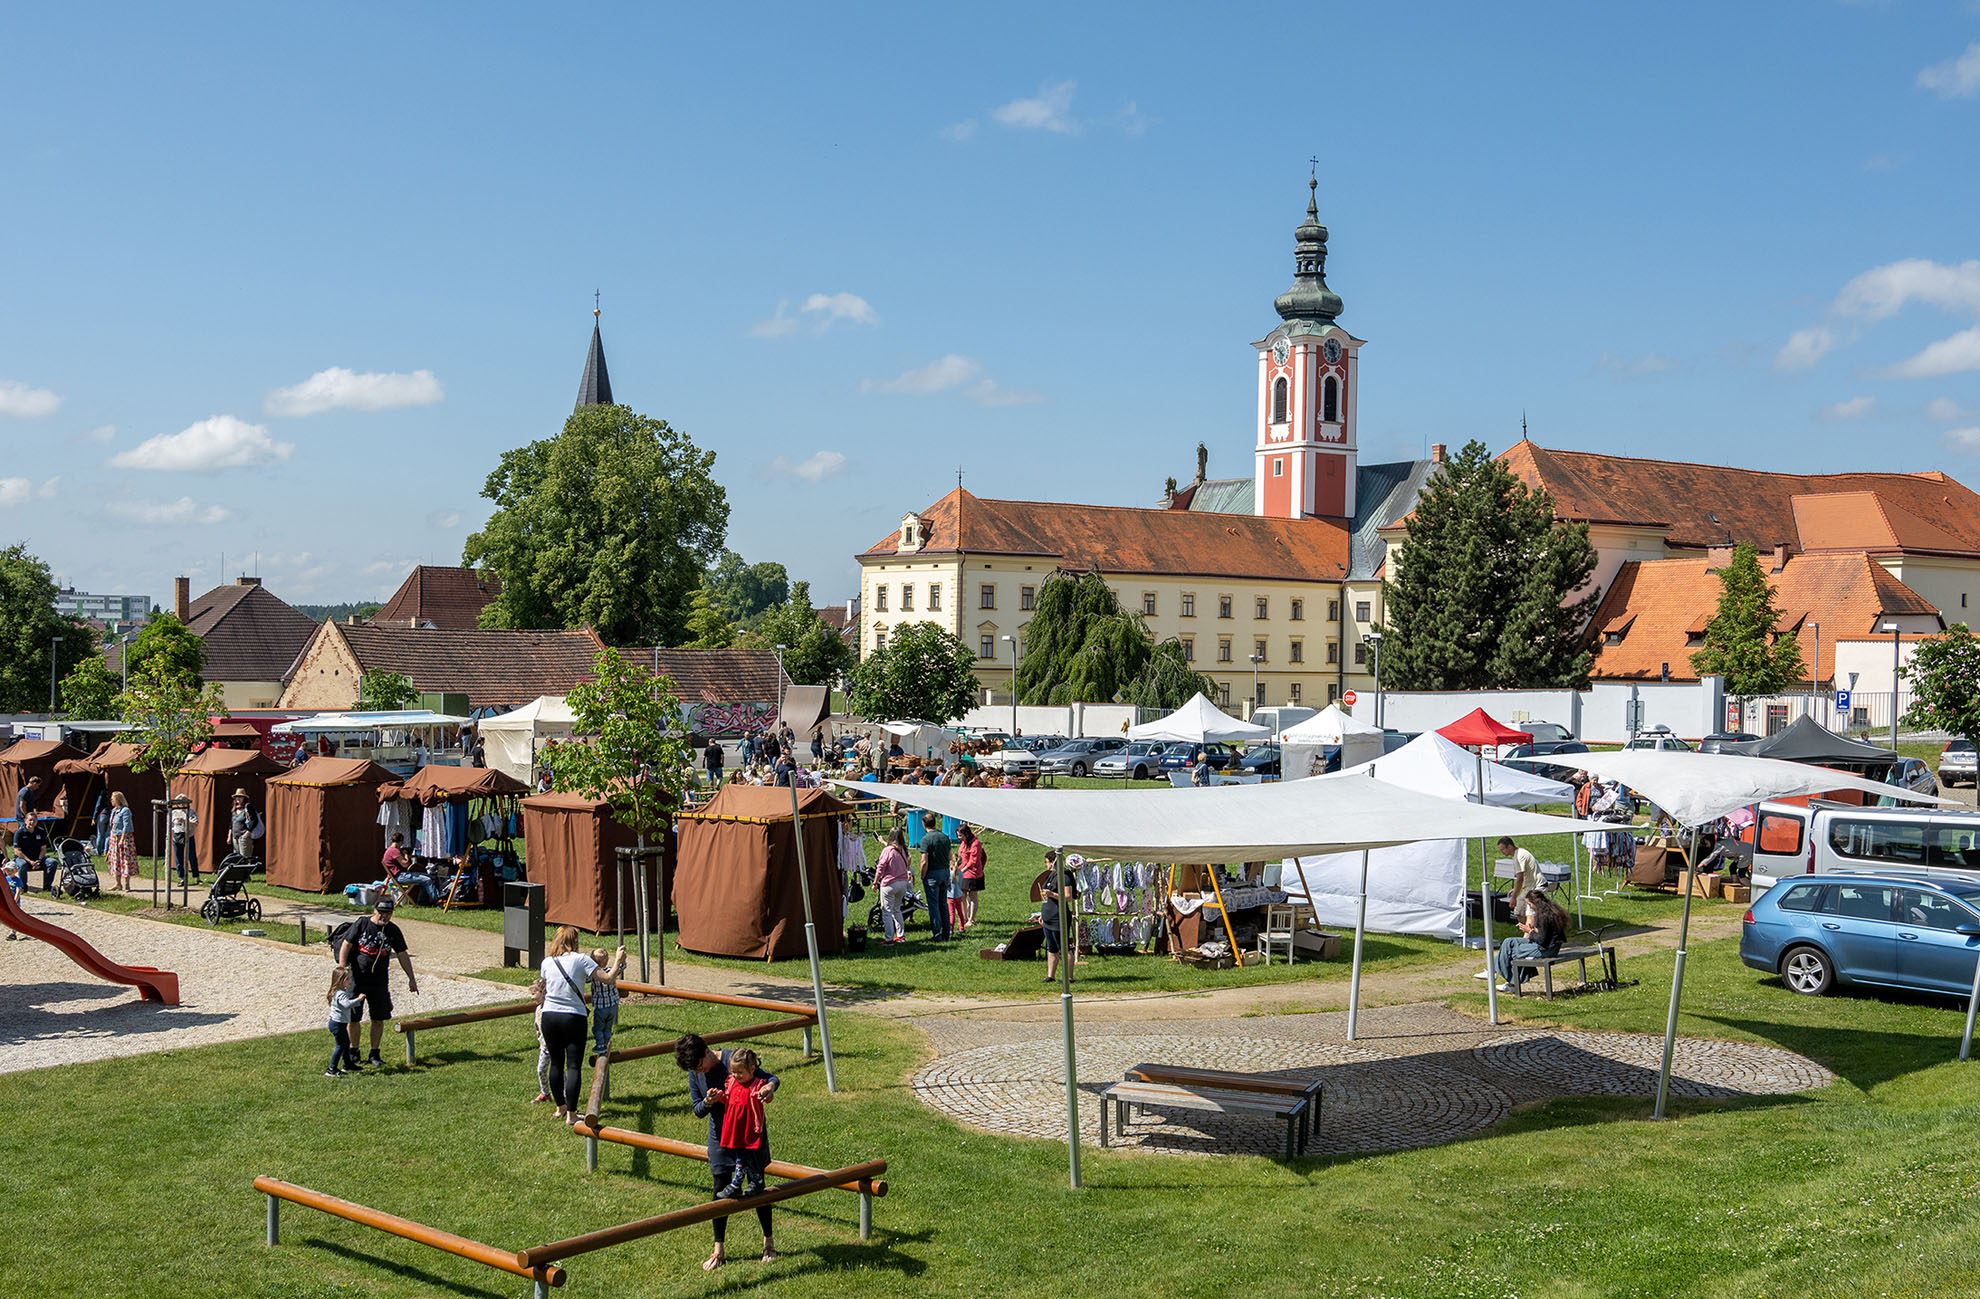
[1689,542,1805,695]
[705,550,790,626]
[1013,570,1215,708]
[1378,440,1599,690]
[847,622,978,722]
[126,611,206,685]
[741,581,855,687]
[60,654,121,720]
[681,585,736,649]
[464,403,729,646]
[0,545,96,712]
[1902,623,1980,758]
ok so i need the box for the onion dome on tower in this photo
[1273,179,1344,327]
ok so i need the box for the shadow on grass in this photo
[299,1237,509,1299]
[1697,1010,1963,1091]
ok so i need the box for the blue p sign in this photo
[1835,689,1851,712]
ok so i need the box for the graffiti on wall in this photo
[688,701,778,736]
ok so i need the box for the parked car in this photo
[1698,731,1760,754]
[1623,727,1693,752]
[1038,737,1126,777]
[989,745,1041,776]
[1497,740,1591,781]
[1748,800,1980,892]
[1158,742,1240,775]
[1940,739,1976,788]
[1382,730,1417,755]
[1239,743,1284,777]
[1884,757,1941,802]
[1740,871,1980,998]
[1096,741,1178,781]
[1489,721,1574,758]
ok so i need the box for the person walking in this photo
[336,896,419,1067]
[1039,850,1079,983]
[704,739,725,787]
[91,789,111,856]
[168,800,198,885]
[918,812,952,940]
[229,790,255,862]
[874,828,911,943]
[105,792,137,891]
[955,824,986,932]
[809,732,823,766]
[675,1033,780,1270]
[536,926,618,1124]
[324,966,366,1077]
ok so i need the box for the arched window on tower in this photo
[1272,377,1289,424]
[1323,376,1339,423]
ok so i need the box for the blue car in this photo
[1739,872,1980,998]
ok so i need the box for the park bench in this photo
[1124,1062,1323,1149]
[1507,944,1618,1000]
[1099,1080,1309,1158]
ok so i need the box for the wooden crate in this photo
[1722,883,1751,905]
[1689,872,1723,899]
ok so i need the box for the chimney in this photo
[174,576,189,621]
[1772,542,1789,573]
[1705,545,1734,572]
[1430,443,1446,464]
[237,575,262,587]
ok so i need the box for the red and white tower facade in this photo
[1254,180,1362,520]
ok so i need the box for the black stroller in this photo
[856,862,926,937]
[200,857,263,925]
[54,839,100,901]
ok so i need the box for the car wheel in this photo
[1780,945,1833,996]
[1071,762,1087,778]
[1133,765,1149,781]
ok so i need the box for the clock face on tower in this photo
[1323,338,1343,364]
[1271,337,1290,366]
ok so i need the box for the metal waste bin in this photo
[503,881,544,969]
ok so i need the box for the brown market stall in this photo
[54,743,167,854]
[171,748,285,873]
[0,738,91,840]
[674,785,850,960]
[382,765,530,906]
[520,791,668,934]
[265,758,398,892]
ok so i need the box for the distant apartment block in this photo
[54,589,154,623]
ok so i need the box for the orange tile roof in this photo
[1586,552,1941,682]
[859,488,1350,582]
[1500,441,1980,556]
[373,566,502,630]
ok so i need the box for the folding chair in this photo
[1256,904,1298,966]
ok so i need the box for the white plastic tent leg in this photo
[1345,848,1371,1041]
[1572,832,1584,928]
[1475,754,1498,1025]
[1653,824,1702,1119]
[1054,844,1081,1188]
[1962,945,1980,1063]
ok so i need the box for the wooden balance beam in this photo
[583,1014,818,1125]
[394,984,819,1066]
[254,1176,567,1290]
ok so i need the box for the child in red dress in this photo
[715,1048,773,1199]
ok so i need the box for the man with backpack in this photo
[335,896,419,1068]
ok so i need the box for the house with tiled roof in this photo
[371,566,502,630]
[127,577,320,710]
[610,646,789,735]
[280,623,606,713]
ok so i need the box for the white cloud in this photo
[1884,325,1980,379]
[748,300,801,339]
[863,354,981,394]
[750,293,879,339]
[967,380,1044,407]
[265,367,444,417]
[1943,426,1980,453]
[992,80,1078,134]
[1775,326,1838,371]
[428,509,461,528]
[1116,100,1150,136]
[106,497,233,525]
[1832,259,1980,322]
[1927,397,1972,422]
[941,118,978,142]
[1820,395,1878,421]
[1919,42,1980,99]
[0,380,60,419]
[763,450,849,483]
[0,478,29,506]
[1593,350,1677,376]
[82,424,115,443]
[35,477,58,499]
[108,415,294,472]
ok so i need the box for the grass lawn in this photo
[11,931,1980,1297]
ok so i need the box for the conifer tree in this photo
[682,585,736,648]
[1689,542,1805,695]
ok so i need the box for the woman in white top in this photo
[539,926,619,1124]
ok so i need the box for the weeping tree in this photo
[1015,570,1214,708]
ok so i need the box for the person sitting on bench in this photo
[1492,892,1568,992]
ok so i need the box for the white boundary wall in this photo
[957,703,1144,738]
[1348,678,1727,744]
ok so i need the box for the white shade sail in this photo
[1327,730,1574,807]
[1125,692,1271,745]
[1542,750,1958,828]
[476,696,575,731]
[832,776,1607,863]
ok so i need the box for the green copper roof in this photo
[1273,179,1344,326]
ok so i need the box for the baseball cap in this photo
[375,896,395,910]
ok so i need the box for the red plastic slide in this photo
[0,884,180,1005]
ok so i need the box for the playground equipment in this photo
[255,1177,565,1292]
[0,875,179,1004]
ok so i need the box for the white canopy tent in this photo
[1125,692,1270,745]
[1283,732,1575,942]
[271,710,471,733]
[1544,748,1958,1117]
[476,695,576,783]
[831,772,1606,1186]
[1280,704,1384,778]
[877,719,964,764]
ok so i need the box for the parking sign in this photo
[1835,689,1850,713]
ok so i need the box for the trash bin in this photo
[503,881,545,969]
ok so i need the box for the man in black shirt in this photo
[704,740,725,786]
[12,823,52,893]
[337,896,419,1066]
[918,813,952,940]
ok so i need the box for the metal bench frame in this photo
[1100,1081,1308,1158]
[1508,943,1619,1000]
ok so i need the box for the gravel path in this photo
[0,896,515,1076]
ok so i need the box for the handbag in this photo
[846,878,866,903]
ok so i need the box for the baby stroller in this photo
[856,863,925,935]
[54,839,100,901]
[200,857,262,925]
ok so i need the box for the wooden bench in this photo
[1507,944,1618,1000]
[1100,1081,1308,1158]
[1123,1063,1323,1149]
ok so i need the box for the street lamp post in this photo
[1002,635,1019,736]
[1884,622,1901,751]
[1808,621,1820,725]
[774,643,788,720]
[1365,631,1384,729]
[1248,653,1262,719]
[48,634,64,712]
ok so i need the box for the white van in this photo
[1749,800,1980,892]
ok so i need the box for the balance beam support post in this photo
[803,1025,813,1058]
[266,1194,279,1246]
[403,1030,415,1067]
[859,1190,872,1241]
[586,1135,597,1173]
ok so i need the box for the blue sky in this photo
[4,3,1978,612]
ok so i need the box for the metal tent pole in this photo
[786,782,838,1094]
[1056,843,1081,1188]
[1477,753,1498,1025]
[1962,946,1980,1063]
[1572,831,1585,928]
[1653,824,1702,1119]
[1345,848,1371,1041]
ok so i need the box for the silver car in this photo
[1038,737,1126,777]
[1942,739,1976,789]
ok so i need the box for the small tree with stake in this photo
[119,656,225,908]
[356,670,418,712]
[1903,623,1980,774]
[541,649,693,979]
[1689,542,1805,728]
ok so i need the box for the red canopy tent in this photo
[1436,709,1533,749]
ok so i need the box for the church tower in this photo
[575,304,614,412]
[1253,181,1362,519]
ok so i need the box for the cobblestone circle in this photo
[1473,1029,1833,1099]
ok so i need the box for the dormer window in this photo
[898,512,923,552]
[1272,377,1289,424]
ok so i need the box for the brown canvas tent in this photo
[266,758,397,892]
[53,743,166,854]
[395,764,530,804]
[208,721,265,749]
[673,784,851,960]
[521,791,668,934]
[0,738,90,839]
[171,748,285,874]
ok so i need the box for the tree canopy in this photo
[464,403,729,646]
[847,622,978,722]
[681,585,736,649]
[60,654,121,721]
[1013,570,1216,708]
[1688,543,1805,695]
[1902,623,1980,752]
[0,545,96,712]
[119,656,223,776]
[356,670,418,712]
[1378,440,1599,691]
[127,612,205,686]
[542,649,693,839]
[705,551,790,626]
[740,581,856,687]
